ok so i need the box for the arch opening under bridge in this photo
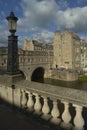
[31,67,45,82]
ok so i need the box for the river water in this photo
[35,78,87,91]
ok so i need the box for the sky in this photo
[0,0,87,46]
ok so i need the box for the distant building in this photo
[53,29,81,71]
[22,39,53,52]
[0,40,54,72]
[0,30,87,74]
[80,39,87,72]
[0,47,8,69]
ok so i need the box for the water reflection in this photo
[35,78,87,91]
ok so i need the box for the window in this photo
[24,58,25,63]
[20,57,22,63]
[4,58,6,64]
[76,56,79,61]
[76,48,79,53]
[28,58,30,62]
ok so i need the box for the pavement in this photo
[0,103,63,130]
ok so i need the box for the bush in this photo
[78,75,87,81]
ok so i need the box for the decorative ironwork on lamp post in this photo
[6,11,19,75]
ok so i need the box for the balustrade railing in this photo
[0,80,87,130]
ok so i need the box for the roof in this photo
[71,32,80,40]
[32,40,42,47]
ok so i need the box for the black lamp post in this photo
[6,11,19,75]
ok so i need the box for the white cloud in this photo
[56,6,87,33]
[0,20,8,46]
[18,0,87,41]
[1,0,87,46]
[17,0,59,43]
[0,31,8,46]
[19,0,58,28]
[32,30,54,42]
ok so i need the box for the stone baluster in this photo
[34,93,42,115]
[0,86,1,98]
[73,104,84,130]
[1,86,5,99]
[50,100,61,125]
[21,90,27,108]
[27,91,34,112]
[42,96,51,120]
[61,101,72,129]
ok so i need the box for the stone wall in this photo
[51,69,78,81]
[22,39,34,51]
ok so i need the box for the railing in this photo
[0,80,87,130]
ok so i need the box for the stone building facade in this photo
[0,47,8,69]
[0,30,87,81]
[80,39,87,69]
[53,29,81,71]
[22,39,53,52]
[0,42,53,80]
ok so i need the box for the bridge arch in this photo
[19,70,26,80]
[31,67,45,81]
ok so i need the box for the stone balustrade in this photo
[0,80,87,130]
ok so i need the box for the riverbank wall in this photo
[50,69,78,81]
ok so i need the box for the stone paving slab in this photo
[0,104,62,130]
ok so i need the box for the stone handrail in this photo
[0,80,87,130]
[16,80,87,107]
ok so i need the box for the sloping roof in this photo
[71,32,80,40]
[32,40,43,47]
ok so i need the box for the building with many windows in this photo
[53,29,81,71]
[0,41,53,72]
[80,39,87,67]
[22,39,53,52]
[0,30,87,74]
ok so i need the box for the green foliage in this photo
[78,75,87,81]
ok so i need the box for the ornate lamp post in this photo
[6,11,19,75]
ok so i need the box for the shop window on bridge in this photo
[28,58,30,62]
[31,58,34,63]
[20,57,22,63]
[4,58,6,64]
[40,58,42,62]
[46,58,48,62]
[23,58,25,63]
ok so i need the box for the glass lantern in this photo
[6,11,18,35]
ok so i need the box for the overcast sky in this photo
[0,0,87,46]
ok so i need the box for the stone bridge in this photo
[18,49,53,81]
[19,62,51,81]
[0,48,53,81]
[0,47,78,81]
